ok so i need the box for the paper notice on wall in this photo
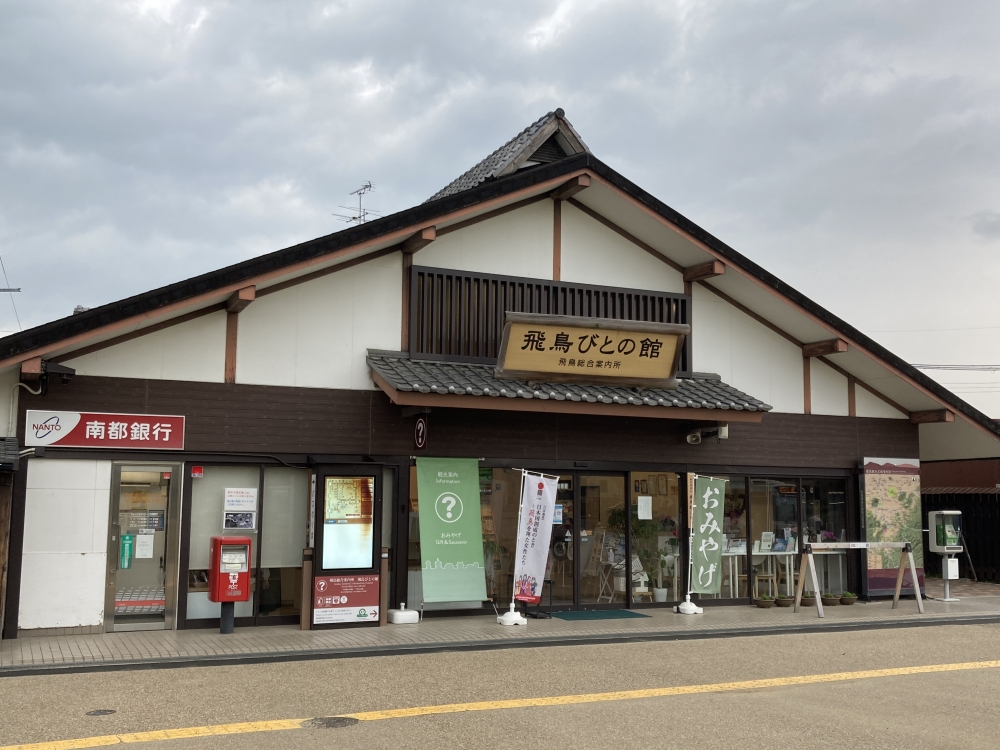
[135,533,155,559]
[637,496,653,521]
[224,488,258,512]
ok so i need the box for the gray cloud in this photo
[971,211,1000,240]
[3,0,1000,408]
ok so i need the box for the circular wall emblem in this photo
[434,491,464,523]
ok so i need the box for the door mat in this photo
[552,610,650,621]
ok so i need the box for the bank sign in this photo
[25,410,185,450]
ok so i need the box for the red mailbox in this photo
[208,536,252,603]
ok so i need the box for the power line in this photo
[0,253,20,331]
[868,325,1000,333]
[913,364,1000,371]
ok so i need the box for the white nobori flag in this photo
[512,472,559,604]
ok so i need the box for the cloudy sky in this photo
[3,1,1000,411]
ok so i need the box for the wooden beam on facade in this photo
[910,409,955,425]
[803,357,811,415]
[226,286,256,313]
[552,199,562,281]
[403,227,437,253]
[802,339,848,358]
[550,174,591,201]
[224,313,239,384]
[19,357,42,381]
[682,260,725,283]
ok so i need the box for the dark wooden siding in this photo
[409,266,691,371]
[21,376,917,470]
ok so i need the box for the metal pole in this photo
[220,601,234,634]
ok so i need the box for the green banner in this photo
[119,533,134,570]
[691,476,726,595]
[416,458,487,603]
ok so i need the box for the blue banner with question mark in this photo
[416,458,487,603]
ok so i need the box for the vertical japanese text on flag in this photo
[690,476,727,595]
[512,473,558,604]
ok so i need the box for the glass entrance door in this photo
[578,474,626,608]
[106,464,181,631]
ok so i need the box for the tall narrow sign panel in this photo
[690,476,726,595]
[862,458,923,596]
[416,458,487,603]
[513,472,558,604]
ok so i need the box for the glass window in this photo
[629,472,681,603]
[801,479,847,543]
[800,478,849,596]
[258,467,309,618]
[187,465,259,619]
[718,477,747,600]
[749,478,799,599]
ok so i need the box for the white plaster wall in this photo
[0,366,20,437]
[855,387,907,419]
[63,312,227,383]
[920,419,1000,461]
[237,252,401,389]
[19,459,112,630]
[810,359,849,416]
[692,284,804,414]
[417,200,554,279]
[560,202,684,292]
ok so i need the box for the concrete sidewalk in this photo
[3,594,999,677]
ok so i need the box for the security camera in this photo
[686,431,702,445]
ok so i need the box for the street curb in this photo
[3,613,999,678]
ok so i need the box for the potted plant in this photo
[840,591,858,605]
[653,550,676,602]
[821,591,840,606]
[775,594,793,607]
[754,594,775,608]
[801,591,817,606]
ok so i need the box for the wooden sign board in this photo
[495,313,689,388]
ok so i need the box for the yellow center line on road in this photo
[5,660,1000,749]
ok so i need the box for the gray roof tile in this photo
[426,109,589,202]
[367,351,772,413]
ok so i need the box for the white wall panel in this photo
[810,359,849,416]
[20,459,112,630]
[855,387,907,419]
[18,553,108,629]
[418,200,554,279]
[237,253,401,389]
[64,312,227,383]
[560,202,684,292]
[692,284,804,414]
[920,419,1000,461]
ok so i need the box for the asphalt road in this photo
[2,623,1000,749]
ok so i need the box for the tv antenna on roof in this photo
[332,181,382,224]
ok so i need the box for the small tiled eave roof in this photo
[367,351,772,419]
[1,149,998,444]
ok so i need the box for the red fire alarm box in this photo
[208,536,252,603]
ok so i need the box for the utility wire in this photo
[0,253,20,331]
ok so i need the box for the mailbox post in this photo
[208,536,252,634]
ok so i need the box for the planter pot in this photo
[774,597,793,607]
[821,596,840,606]
[754,599,775,608]
[652,588,669,603]
[801,596,817,607]
[840,595,858,605]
